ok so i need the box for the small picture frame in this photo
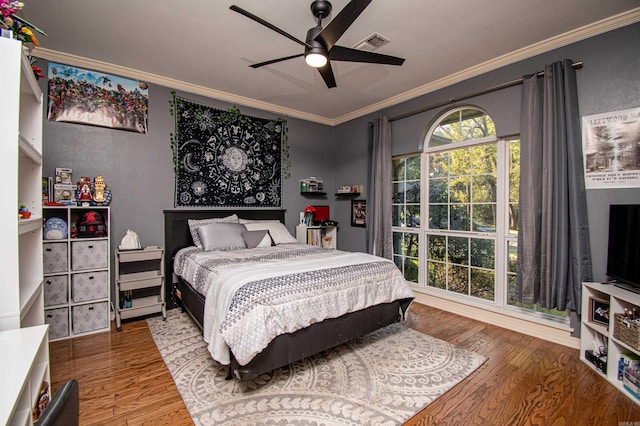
[589,297,610,326]
[351,200,367,227]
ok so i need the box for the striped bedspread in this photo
[174,243,414,366]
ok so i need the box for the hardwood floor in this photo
[49,302,640,425]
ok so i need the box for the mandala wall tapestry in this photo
[172,97,285,207]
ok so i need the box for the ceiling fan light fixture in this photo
[305,51,328,67]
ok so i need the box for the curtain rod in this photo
[389,61,582,122]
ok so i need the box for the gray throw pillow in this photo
[197,222,247,251]
[241,230,273,248]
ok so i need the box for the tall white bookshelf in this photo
[0,36,44,331]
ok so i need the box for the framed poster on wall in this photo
[351,200,366,227]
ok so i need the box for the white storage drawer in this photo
[72,302,109,334]
[45,307,69,339]
[71,240,108,271]
[72,271,109,302]
[44,275,68,306]
[43,242,68,273]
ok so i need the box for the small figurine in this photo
[77,176,92,204]
[93,175,107,203]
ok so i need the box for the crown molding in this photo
[32,48,335,126]
[33,7,640,127]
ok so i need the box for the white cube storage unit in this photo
[43,206,111,340]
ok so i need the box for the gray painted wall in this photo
[334,22,640,283]
[40,22,639,300]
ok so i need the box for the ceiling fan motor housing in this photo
[311,0,332,20]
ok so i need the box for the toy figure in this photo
[93,175,107,203]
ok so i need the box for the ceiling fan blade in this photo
[230,5,311,48]
[315,0,372,51]
[328,45,405,66]
[317,62,337,88]
[250,53,304,69]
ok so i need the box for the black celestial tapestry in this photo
[173,97,284,207]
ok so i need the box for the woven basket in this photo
[614,313,640,351]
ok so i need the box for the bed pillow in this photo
[188,214,239,248]
[244,221,298,245]
[196,222,247,251]
[241,230,273,248]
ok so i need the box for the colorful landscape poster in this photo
[47,62,149,133]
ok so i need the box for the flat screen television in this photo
[607,204,640,293]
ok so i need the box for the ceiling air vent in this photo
[353,33,390,51]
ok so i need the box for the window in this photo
[414,107,565,321]
[392,155,420,282]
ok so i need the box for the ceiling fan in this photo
[229,0,405,88]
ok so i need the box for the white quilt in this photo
[174,244,414,366]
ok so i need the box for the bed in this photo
[164,209,414,381]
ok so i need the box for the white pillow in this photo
[188,214,239,248]
[238,218,281,224]
[244,221,298,245]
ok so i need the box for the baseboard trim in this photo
[412,292,581,349]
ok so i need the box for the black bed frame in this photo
[163,208,412,381]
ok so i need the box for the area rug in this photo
[147,310,486,425]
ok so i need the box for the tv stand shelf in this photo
[580,282,640,404]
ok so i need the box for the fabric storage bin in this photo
[71,240,108,271]
[43,242,68,273]
[71,271,108,303]
[72,301,109,334]
[43,275,68,306]
[45,307,69,339]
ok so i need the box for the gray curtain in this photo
[516,59,593,314]
[366,117,393,258]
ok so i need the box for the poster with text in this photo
[582,107,640,189]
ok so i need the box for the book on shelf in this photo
[620,352,640,400]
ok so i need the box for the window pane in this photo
[392,158,405,180]
[427,261,446,289]
[429,205,448,230]
[450,204,470,231]
[448,265,469,294]
[509,204,519,233]
[392,182,404,203]
[429,178,448,203]
[450,177,470,203]
[449,148,470,177]
[406,156,420,180]
[404,257,419,282]
[471,269,494,300]
[427,235,446,261]
[470,238,495,269]
[404,233,419,257]
[393,232,403,255]
[406,181,421,203]
[510,140,521,172]
[509,172,519,203]
[472,204,496,232]
[472,175,497,203]
[406,205,421,228]
[392,205,403,227]
[394,255,403,270]
[448,236,468,265]
[507,240,517,273]
[428,152,449,177]
[471,145,497,174]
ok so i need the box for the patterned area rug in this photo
[147,310,486,425]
